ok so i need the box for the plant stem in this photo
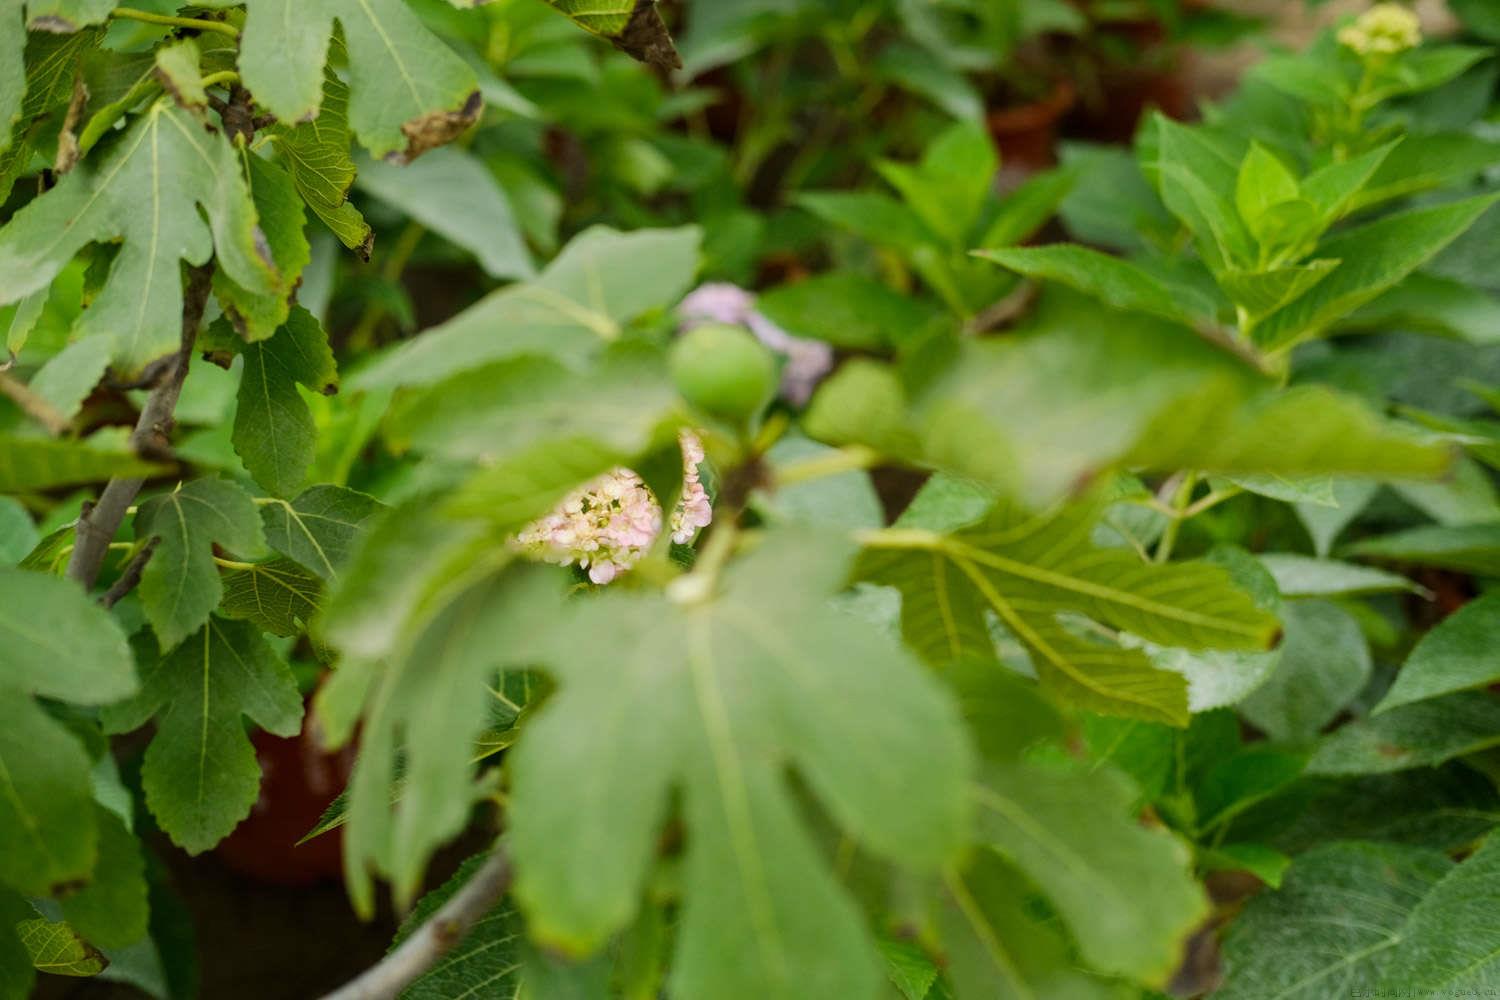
[0,370,70,435]
[100,539,159,609]
[1153,471,1198,564]
[109,7,239,37]
[67,265,213,590]
[317,849,513,1000]
[212,557,258,571]
[774,445,880,487]
[199,70,240,90]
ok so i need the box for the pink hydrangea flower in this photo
[678,283,834,406]
[515,431,712,584]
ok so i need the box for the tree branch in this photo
[318,849,513,1000]
[66,264,213,590]
[99,538,159,609]
[0,370,70,435]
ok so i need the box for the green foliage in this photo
[101,617,303,853]
[134,477,263,650]
[3,2,1500,996]
[508,532,971,999]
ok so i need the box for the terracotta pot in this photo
[214,712,355,886]
[987,80,1077,188]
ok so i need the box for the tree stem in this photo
[66,265,213,590]
[317,850,513,1000]
[109,7,239,37]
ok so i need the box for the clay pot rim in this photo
[986,79,1078,135]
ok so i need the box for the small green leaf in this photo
[239,0,481,161]
[1235,142,1300,239]
[219,558,322,636]
[1218,841,1452,1000]
[260,484,384,581]
[135,479,263,651]
[978,245,1215,326]
[17,919,106,978]
[269,70,372,257]
[1383,834,1500,990]
[231,307,338,497]
[1377,594,1500,712]
[1308,692,1500,776]
[152,37,205,110]
[1258,553,1422,599]
[1253,194,1500,352]
[875,121,996,247]
[1240,600,1370,744]
[1346,522,1500,576]
[100,617,303,854]
[540,0,680,69]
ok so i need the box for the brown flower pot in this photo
[987,80,1078,188]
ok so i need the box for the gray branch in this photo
[318,849,513,1000]
[66,264,213,590]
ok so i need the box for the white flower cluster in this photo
[515,431,712,584]
[1339,4,1422,57]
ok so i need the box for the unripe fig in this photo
[670,323,777,423]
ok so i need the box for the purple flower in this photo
[679,282,834,405]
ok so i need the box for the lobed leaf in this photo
[100,617,303,854]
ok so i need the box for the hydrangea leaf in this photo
[1383,834,1500,990]
[229,307,338,497]
[1218,842,1452,1000]
[1375,592,1500,711]
[1307,692,1500,776]
[0,694,96,896]
[860,477,1278,726]
[1254,194,1500,352]
[1239,600,1370,743]
[539,0,680,69]
[238,0,481,162]
[134,478,264,651]
[259,484,384,581]
[100,617,303,854]
[509,531,971,1000]
[353,226,702,391]
[0,100,282,376]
